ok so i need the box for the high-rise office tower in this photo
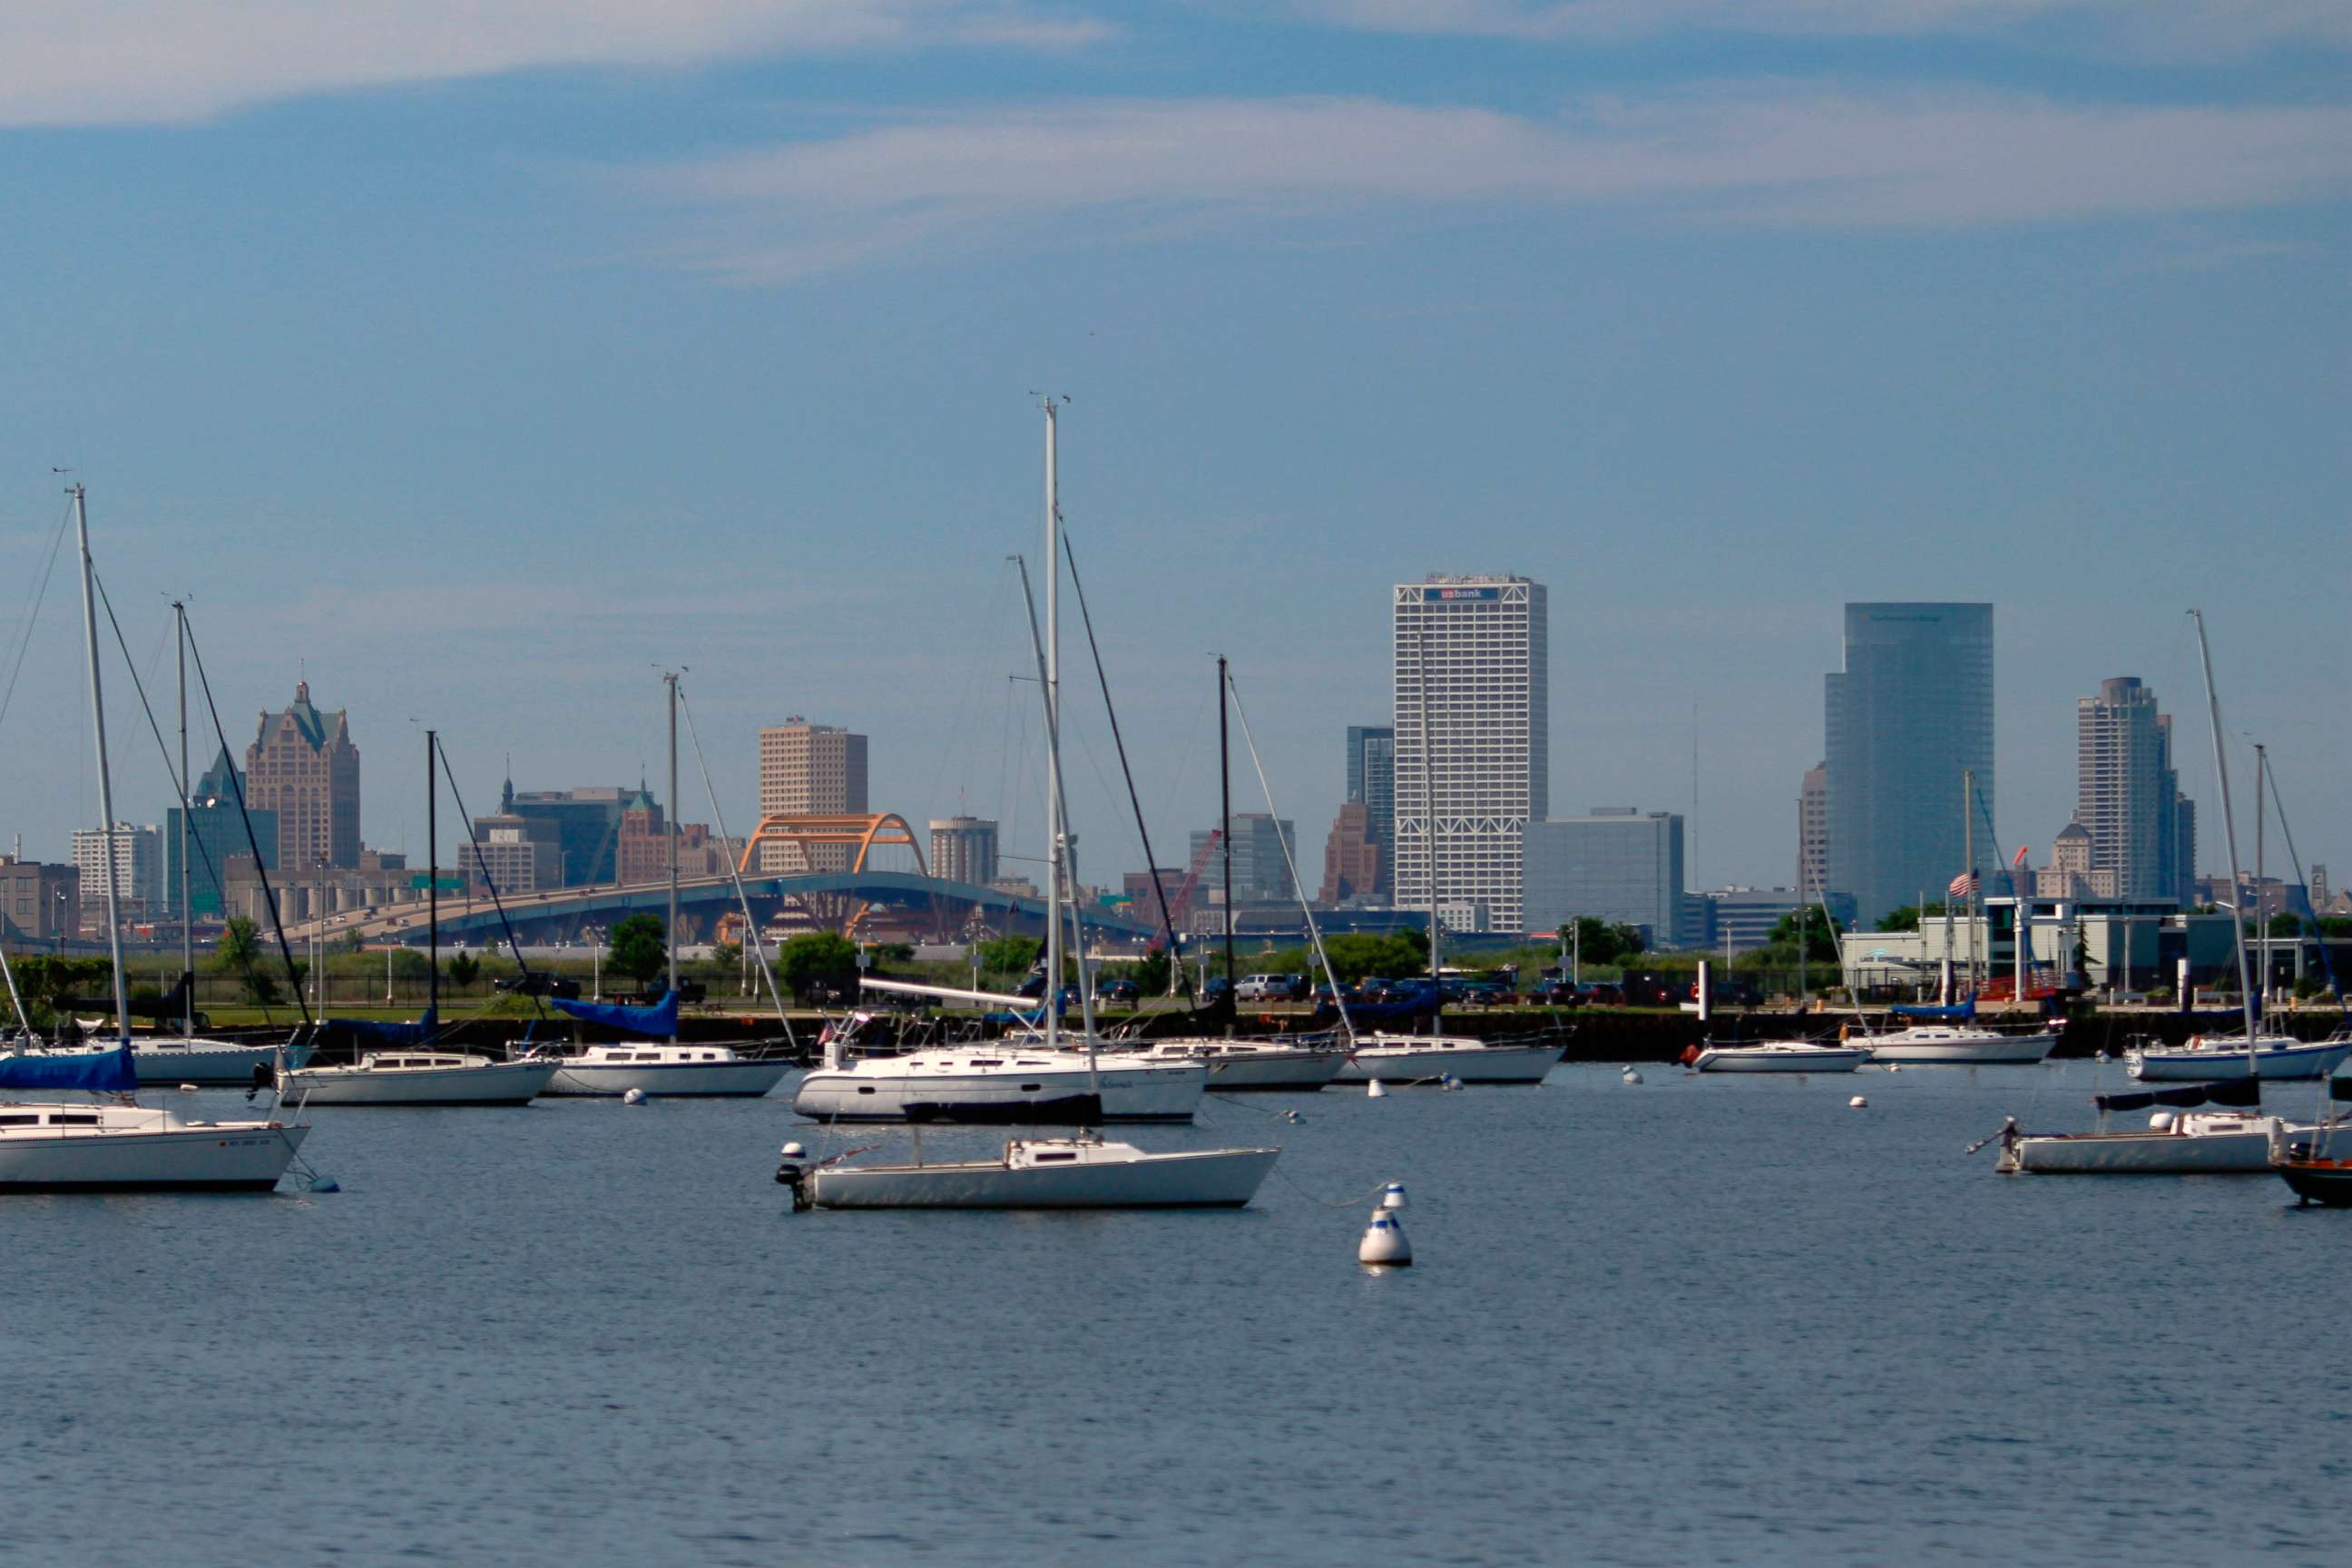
[1798,761,1829,905]
[1345,725,1396,891]
[1522,808,1686,947]
[70,823,163,916]
[2076,676,2194,906]
[167,748,278,917]
[929,817,999,887]
[1189,813,1298,906]
[1393,575,1548,933]
[245,681,361,872]
[1823,603,1993,928]
[758,719,869,872]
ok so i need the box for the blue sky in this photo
[2,1,2346,897]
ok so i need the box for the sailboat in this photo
[1996,611,2317,1174]
[794,400,1274,1208]
[1121,656,1348,1092]
[279,730,556,1106]
[1,485,309,1191]
[528,673,790,1099]
[1330,605,1563,1086]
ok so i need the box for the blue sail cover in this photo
[553,994,678,1035]
[1314,980,1440,1024]
[2094,1076,2261,1114]
[0,1044,137,1093]
[332,1011,439,1047]
[1890,997,1976,1021]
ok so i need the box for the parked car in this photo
[1093,976,1140,1006]
[1236,974,1308,1003]
[1539,982,1582,1006]
[1201,976,1233,1004]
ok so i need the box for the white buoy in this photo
[1848,1094,1867,1109]
[1381,1181,1408,1210]
[2150,1111,2176,1132]
[1358,1209,1412,1267]
[781,1142,807,1159]
[2095,1050,2111,1063]
[1622,1067,1643,1085]
[1367,1079,1387,1098]
[307,1175,339,1193]
[1440,1073,1465,1092]
[178,1083,201,1093]
[1886,1063,1901,1073]
[622,1087,647,1105]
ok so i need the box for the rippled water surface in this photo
[9,1061,2348,1566]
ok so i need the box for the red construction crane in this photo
[1152,828,1221,953]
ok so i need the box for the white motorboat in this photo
[1866,1024,2057,1065]
[1997,1110,2314,1174]
[793,1048,1204,1122]
[1332,1033,1562,1083]
[791,1134,1279,1210]
[1129,1037,1348,1090]
[541,1041,789,1099]
[284,1051,556,1106]
[0,1094,311,1191]
[1690,1041,1868,1073]
[2126,1034,2352,1082]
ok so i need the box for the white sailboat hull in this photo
[0,1120,309,1191]
[1692,1044,1869,1073]
[808,1144,1279,1209]
[288,1059,557,1106]
[545,1058,789,1098]
[794,1058,1204,1122]
[2002,1120,2308,1174]
[1332,1036,1561,1083]
[1136,1041,1348,1090]
[1868,1031,2056,1064]
[2126,1037,2352,1082]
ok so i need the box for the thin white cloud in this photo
[0,1,1106,127]
[623,91,2352,280]
[1311,1,2352,53]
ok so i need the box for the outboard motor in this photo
[246,1060,276,1103]
[774,1142,812,1210]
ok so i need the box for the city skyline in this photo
[0,4,2343,904]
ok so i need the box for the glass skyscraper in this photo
[1823,603,1994,927]
[1345,724,1395,890]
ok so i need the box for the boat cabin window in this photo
[46,1113,100,1125]
[0,1113,40,1126]
[1032,1151,1078,1162]
[967,1059,1002,1067]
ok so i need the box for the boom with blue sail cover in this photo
[0,1044,137,1093]
[553,994,678,1036]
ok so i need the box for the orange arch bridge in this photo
[736,813,930,935]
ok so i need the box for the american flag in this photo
[1949,869,1979,899]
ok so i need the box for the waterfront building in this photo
[245,681,361,872]
[224,848,409,926]
[1190,813,1298,906]
[612,789,733,885]
[1798,762,1829,904]
[1704,887,1806,950]
[1522,809,1687,949]
[1393,575,1548,934]
[2037,821,2112,899]
[465,812,566,897]
[0,858,80,942]
[929,817,1000,887]
[70,822,164,920]
[1823,603,1994,928]
[503,781,630,887]
[1345,724,1396,891]
[2076,677,2195,906]
[1844,895,2233,995]
[758,719,868,872]
[166,747,278,918]
[1319,802,1384,905]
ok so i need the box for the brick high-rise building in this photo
[245,681,361,872]
[1345,724,1396,894]
[1798,762,1829,906]
[757,720,869,873]
[1319,801,1383,905]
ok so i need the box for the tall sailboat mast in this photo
[426,728,439,1023]
[1217,652,1234,1011]
[665,669,681,1042]
[1963,768,1976,992]
[2189,611,2259,1052]
[1417,611,1440,995]
[1042,399,1063,1058]
[72,485,132,1040]
[175,598,192,1037]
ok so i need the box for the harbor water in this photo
[10,1060,2348,1566]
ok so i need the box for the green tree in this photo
[1765,907,1843,964]
[446,951,482,989]
[975,936,1042,977]
[389,947,432,981]
[868,941,915,965]
[214,916,262,975]
[778,931,859,1001]
[606,914,668,988]
[1875,902,1953,935]
[1130,947,1172,995]
[241,965,282,1005]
